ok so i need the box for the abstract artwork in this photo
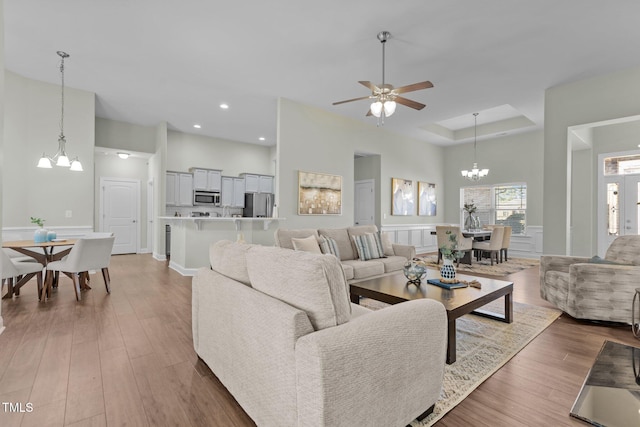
[391,178,414,215]
[298,171,342,215]
[418,181,437,216]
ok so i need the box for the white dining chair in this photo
[472,226,504,266]
[1,249,44,299]
[44,236,115,301]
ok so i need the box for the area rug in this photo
[417,255,539,277]
[360,298,561,426]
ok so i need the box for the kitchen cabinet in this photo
[166,172,193,206]
[242,173,273,193]
[221,176,245,208]
[190,168,222,192]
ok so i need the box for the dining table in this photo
[430,228,492,265]
[2,239,82,300]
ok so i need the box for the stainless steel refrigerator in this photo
[243,193,274,217]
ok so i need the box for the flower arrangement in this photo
[463,202,477,214]
[440,230,464,260]
[30,216,45,227]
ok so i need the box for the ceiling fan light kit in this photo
[333,31,433,125]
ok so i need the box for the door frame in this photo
[597,149,640,256]
[99,177,141,254]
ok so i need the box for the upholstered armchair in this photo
[540,235,640,324]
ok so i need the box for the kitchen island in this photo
[159,216,284,275]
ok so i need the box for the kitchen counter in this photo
[159,216,285,275]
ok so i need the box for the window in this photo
[461,183,527,234]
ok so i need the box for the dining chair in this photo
[472,226,504,266]
[500,226,512,262]
[43,236,115,301]
[435,225,473,266]
[1,249,44,299]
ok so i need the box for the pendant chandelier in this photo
[461,113,489,181]
[37,51,83,171]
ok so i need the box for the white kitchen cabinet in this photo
[190,168,222,191]
[166,172,178,205]
[178,173,194,206]
[221,176,246,207]
[221,176,233,207]
[258,175,274,194]
[233,177,245,208]
[244,174,259,193]
[166,172,193,206]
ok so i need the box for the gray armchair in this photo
[540,235,640,324]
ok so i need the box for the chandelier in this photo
[461,113,489,181]
[37,51,83,171]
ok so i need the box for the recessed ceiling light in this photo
[220,103,229,110]
[117,152,130,159]
[193,124,201,129]
[259,137,266,141]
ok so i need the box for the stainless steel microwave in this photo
[193,191,220,206]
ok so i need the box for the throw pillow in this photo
[319,235,341,259]
[380,231,395,256]
[352,232,384,261]
[292,235,321,254]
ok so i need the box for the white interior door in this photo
[147,178,154,253]
[354,179,375,225]
[101,178,139,254]
[623,175,640,236]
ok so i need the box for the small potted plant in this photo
[439,230,462,280]
[30,216,48,243]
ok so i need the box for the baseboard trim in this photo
[168,260,198,277]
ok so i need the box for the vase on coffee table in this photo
[440,258,456,281]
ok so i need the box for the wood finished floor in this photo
[0,254,637,427]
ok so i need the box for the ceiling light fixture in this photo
[220,103,229,110]
[193,124,201,129]
[258,137,265,141]
[370,31,396,124]
[117,152,130,159]
[461,113,489,181]
[37,51,83,172]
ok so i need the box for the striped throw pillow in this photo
[352,233,384,261]
[319,235,341,259]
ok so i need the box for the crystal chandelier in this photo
[37,51,83,171]
[461,113,489,181]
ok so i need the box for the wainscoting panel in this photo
[380,224,543,259]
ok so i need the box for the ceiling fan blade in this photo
[332,96,373,106]
[395,96,426,110]
[393,81,433,94]
[358,81,380,93]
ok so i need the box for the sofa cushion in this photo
[292,235,322,254]
[352,233,384,261]
[319,235,341,259]
[274,229,319,250]
[318,228,355,261]
[209,240,253,286]
[246,245,351,331]
[341,259,385,279]
[347,225,380,259]
[377,255,407,273]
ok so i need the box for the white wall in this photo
[166,130,272,176]
[544,66,640,255]
[442,130,544,226]
[277,98,444,231]
[0,0,5,333]
[3,71,95,228]
[95,116,157,153]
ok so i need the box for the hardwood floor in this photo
[0,254,637,426]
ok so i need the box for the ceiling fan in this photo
[333,31,433,122]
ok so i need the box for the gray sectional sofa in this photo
[193,240,447,427]
[274,225,415,283]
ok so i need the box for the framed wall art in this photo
[391,178,414,216]
[298,171,342,215]
[418,181,437,216]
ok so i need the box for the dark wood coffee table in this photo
[350,270,513,364]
